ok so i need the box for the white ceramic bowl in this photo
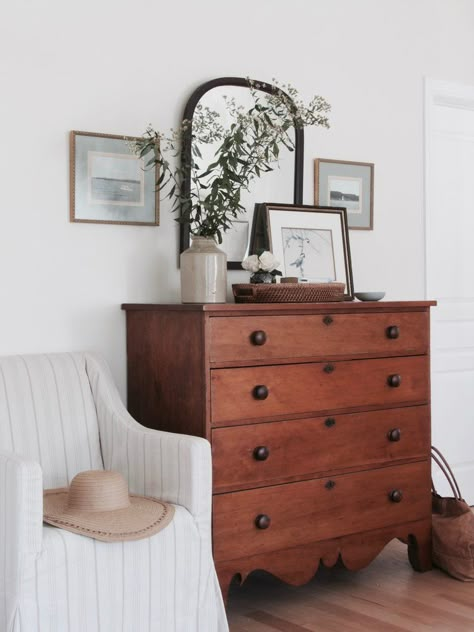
[354,291,385,302]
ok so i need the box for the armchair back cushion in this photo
[0,353,103,488]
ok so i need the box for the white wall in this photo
[1,0,473,398]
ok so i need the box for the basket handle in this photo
[431,445,463,500]
[232,285,257,299]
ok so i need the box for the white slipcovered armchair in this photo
[0,352,228,632]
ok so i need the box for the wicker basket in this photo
[232,282,345,303]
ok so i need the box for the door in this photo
[425,79,474,502]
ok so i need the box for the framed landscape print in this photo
[314,159,374,230]
[262,203,354,300]
[70,131,159,225]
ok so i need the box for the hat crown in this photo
[67,470,131,512]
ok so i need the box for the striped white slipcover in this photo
[0,352,228,632]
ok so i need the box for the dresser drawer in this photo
[212,406,430,492]
[211,356,429,425]
[213,461,430,562]
[209,312,428,363]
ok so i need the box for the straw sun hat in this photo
[43,470,175,542]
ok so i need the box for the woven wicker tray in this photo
[232,282,345,303]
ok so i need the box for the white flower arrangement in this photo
[242,251,281,275]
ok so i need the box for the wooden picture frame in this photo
[314,158,374,230]
[252,203,354,300]
[70,131,159,226]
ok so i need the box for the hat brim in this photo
[43,489,175,542]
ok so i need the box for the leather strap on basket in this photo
[431,445,463,500]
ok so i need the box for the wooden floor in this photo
[226,540,474,631]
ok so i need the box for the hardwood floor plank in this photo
[324,588,443,630]
[251,599,352,631]
[304,599,409,632]
[438,592,474,610]
[226,613,278,631]
[247,611,312,631]
[314,581,474,629]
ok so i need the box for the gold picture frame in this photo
[70,130,159,226]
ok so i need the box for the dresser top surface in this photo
[122,301,436,314]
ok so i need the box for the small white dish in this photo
[354,291,385,302]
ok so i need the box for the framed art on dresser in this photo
[254,203,354,300]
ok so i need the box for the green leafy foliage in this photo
[131,79,330,243]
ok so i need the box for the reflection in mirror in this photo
[196,86,295,264]
[180,78,304,269]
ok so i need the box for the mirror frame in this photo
[180,77,305,269]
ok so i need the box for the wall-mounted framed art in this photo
[252,203,354,300]
[70,131,159,226]
[314,158,374,230]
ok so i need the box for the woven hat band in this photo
[66,470,131,512]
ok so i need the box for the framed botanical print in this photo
[257,203,354,300]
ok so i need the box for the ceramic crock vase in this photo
[180,236,227,303]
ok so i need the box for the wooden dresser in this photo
[122,301,435,599]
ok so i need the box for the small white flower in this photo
[258,251,280,272]
[241,254,260,273]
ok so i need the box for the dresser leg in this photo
[217,568,239,605]
[407,526,432,572]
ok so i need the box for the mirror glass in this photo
[180,78,303,269]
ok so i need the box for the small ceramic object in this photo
[354,291,386,302]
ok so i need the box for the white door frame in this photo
[424,78,474,501]
[424,78,474,299]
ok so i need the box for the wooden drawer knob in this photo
[253,385,269,400]
[251,330,267,346]
[388,428,401,442]
[387,374,402,388]
[386,325,400,339]
[389,489,403,503]
[323,315,333,326]
[253,446,270,461]
[323,363,335,374]
[325,480,336,490]
[255,514,271,529]
[325,417,336,428]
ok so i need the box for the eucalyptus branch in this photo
[132,80,331,242]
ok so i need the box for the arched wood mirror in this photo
[180,77,304,269]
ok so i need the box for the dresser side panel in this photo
[125,310,208,437]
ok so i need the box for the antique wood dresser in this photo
[122,301,435,599]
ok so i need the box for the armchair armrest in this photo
[85,354,212,532]
[0,451,43,556]
[0,450,43,618]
